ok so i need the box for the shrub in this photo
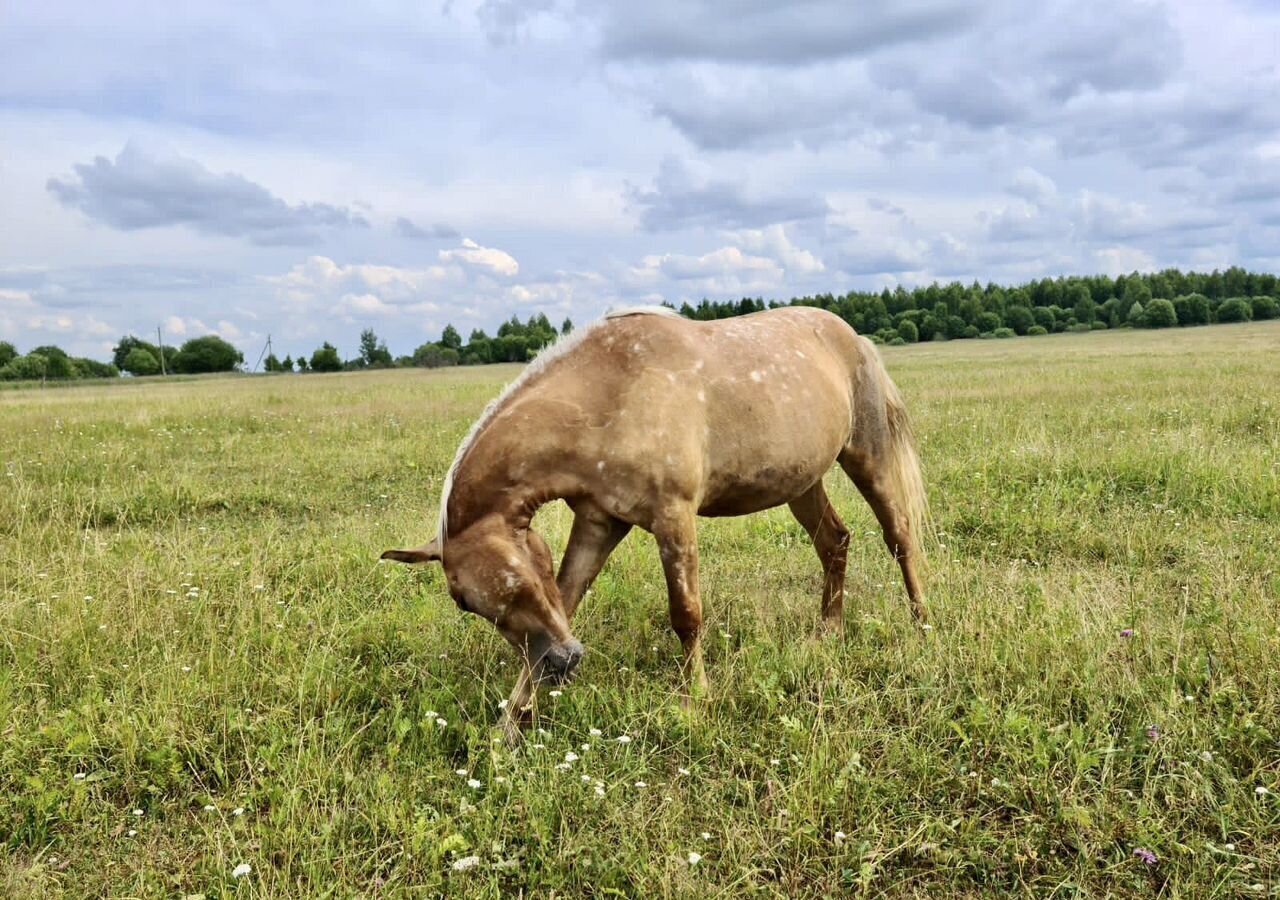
[122,347,160,376]
[1251,295,1278,320]
[961,325,980,339]
[887,336,906,346]
[1067,323,1091,333]
[993,327,1015,338]
[1126,301,1145,326]
[896,319,919,343]
[1216,297,1253,323]
[1027,325,1048,336]
[1143,298,1178,328]
[1090,320,1108,330]
[1032,307,1055,330]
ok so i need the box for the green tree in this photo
[1173,294,1210,326]
[310,342,343,372]
[264,353,283,372]
[281,355,294,372]
[296,356,309,372]
[1143,298,1177,328]
[30,345,76,379]
[0,353,49,380]
[173,336,243,373]
[0,341,16,368]
[440,324,462,351]
[412,343,459,368]
[1003,305,1034,335]
[896,319,919,343]
[1068,283,1096,323]
[113,336,175,372]
[561,317,573,335]
[358,329,393,368]
[1126,301,1145,326]
[122,347,160,376]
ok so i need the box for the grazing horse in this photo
[382,306,928,741]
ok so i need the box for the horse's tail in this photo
[872,349,930,557]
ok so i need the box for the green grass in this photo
[2,322,1278,898]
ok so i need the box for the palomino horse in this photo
[382,306,927,741]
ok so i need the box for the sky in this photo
[2,0,1279,362]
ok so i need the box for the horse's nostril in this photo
[564,641,584,668]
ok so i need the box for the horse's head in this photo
[381,516,583,682]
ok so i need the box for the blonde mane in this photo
[436,305,679,543]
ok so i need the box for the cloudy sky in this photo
[3,1,1279,361]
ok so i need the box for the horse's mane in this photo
[436,305,679,544]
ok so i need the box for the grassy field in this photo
[2,322,1278,898]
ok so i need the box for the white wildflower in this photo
[73,773,86,781]
[834,830,847,846]
[617,735,632,744]
[701,832,711,840]
[634,781,647,788]
[589,728,602,737]
[232,862,251,878]
[233,807,245,816]
[455,768,468,776]
[564,752,579,763]
[687,852,702,865]
[467,778,482,789]
[435,718,448,727]
[1256,785,1270,796]
[549,690,562,698]
[678,767,690,776]
[203,805,216,812]
[452,855,481,871]
[132,809,144,816]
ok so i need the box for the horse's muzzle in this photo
[540,638,584,683]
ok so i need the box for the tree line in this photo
[3,267,1277,381]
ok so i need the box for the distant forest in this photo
[3,266,1278,380]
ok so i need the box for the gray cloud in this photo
[395,217,461,241]
[46,143,368,245]
[598,0,979,65]
[628,158,830,231]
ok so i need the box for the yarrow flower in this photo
[616,735,632,744]
[232,863,251,878]
[1256,786,1270,796]
[834,830,847,846]
[467,778,482,790]
[687,852,702,866]
[549,690,563,698]
[589,728,602,737]
[1133,848,1158,866]
[452,855,481,872]
[564,752,579,763]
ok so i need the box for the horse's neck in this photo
[447,448,580,537]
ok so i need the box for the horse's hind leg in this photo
[839,452,927,623]
[787,480,851,633]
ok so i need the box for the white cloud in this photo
[439,238,520,278]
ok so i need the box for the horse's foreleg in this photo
[557,502,632,618]
[654,509,708,703]
[787,481,851,632]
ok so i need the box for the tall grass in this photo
[2,323,1277,897]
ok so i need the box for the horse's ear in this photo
[380,538,442,564]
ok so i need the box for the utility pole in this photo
[253,334,273,373]
[157,325,167,375]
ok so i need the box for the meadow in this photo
[2,322,1278,898]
